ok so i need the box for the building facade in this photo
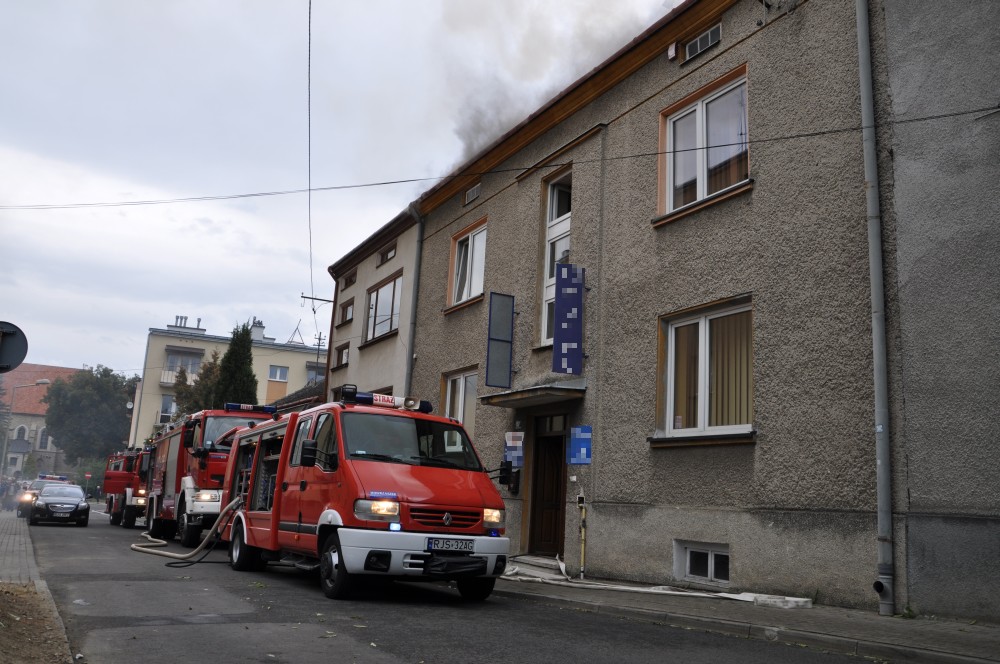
[1,363,81,478]
[326,209,421,400]
[129,316,327,446]
[383,0,998,620]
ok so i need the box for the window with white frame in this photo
[445,370,478,447]
[159,395,176,424]
[665,74,748,213]
[269,365,289,382]
[451,220,487,306]
[166,352,201,375]
[662,303,753,436]
[675,540,730,584]
[542,172,572,344]
[366,273,403,340]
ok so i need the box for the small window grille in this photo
[685,24,721,60]
[465,183,481,205]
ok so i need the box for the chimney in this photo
[250,318,265,341]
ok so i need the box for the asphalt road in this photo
[30,512,862,664]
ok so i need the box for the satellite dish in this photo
[127,402,134,410]
[0,321,28,374]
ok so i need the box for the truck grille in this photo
[408,508,480,529]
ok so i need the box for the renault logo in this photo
[442,512,453,526]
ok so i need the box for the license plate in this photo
[426,537,474,552]
[53,513,70,518]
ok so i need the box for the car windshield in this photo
[39,485,85,499]
[341,412,483,471]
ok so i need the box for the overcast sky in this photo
[1,0,676,377]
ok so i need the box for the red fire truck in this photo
[147,403,277,546]
[219,385,509,601]
[102,448,150,528]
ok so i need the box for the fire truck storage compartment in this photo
[250,434,283,512]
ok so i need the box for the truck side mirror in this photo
[301,440,318,468]
[182,428,195,449]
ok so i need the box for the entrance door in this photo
[529,434,566,555]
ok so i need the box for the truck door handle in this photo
[299,480,307,491]
[281,482,288,491]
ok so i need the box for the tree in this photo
[174,350,222,414]
[42,366,140,464]
[217,322,258,405]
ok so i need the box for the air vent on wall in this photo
[686,24,721,60]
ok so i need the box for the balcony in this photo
[160,370,197,387]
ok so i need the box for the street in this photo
[30,511,862,664]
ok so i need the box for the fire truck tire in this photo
[148,516,165,539]
[229,523,261,571]
[177,503,202,548]
[122,507,137,529]
[319,534,353,600]
[456,577,496,602]
[108,499,122,526]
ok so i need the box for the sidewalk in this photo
[495,557,1000,663]
[3,509,998,663]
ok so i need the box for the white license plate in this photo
[53,513,70,518]
[427,537,474,552]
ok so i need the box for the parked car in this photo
[16,478,69,517]
[27,484,90,527]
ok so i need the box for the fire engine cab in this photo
[220,385,509,601]
[102,448,150,528]
[146,403,277,546]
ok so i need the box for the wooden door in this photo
[529,434,566,555]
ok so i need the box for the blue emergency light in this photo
[224,403,278,414]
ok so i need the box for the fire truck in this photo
[219,385,509,601]
[147,403,277,546]
[102,448,150,528]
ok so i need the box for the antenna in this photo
[287,320,305,344]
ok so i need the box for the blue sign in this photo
[568,426,592,465]
[504,432,524,468]
[553,265,585,374]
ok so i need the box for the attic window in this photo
[464,183,481,205]
[377,243,397,266]
[686,24,721,61]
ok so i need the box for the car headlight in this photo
[194,491,220,502]
[483,508,505,526]
[354,499,399,522]
[33,500,47,508]
[78,501,89,508]
[19,494,34,502]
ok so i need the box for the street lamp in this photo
[1,378,51,478]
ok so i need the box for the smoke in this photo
[439,0,671,164]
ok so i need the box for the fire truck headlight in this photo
[135,498,147,506]
[483,508,505,526]
[137,489,147,496]
[354,499,400,522]
[194,491,220,502]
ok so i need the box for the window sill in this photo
[531,342,554,353]
[443,293,484,315]
[652,180,753,228]
[357,329,399,351]
[330,362,348,373]
[648,430,756,448]
[335,319,353,330]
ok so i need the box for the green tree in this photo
[217,322,258,405]
[174,350,222,414]
[42,366,140,464]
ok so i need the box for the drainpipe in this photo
[856,0,894,616]
[403,203,425,396]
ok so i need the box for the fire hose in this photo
[130,495,243,564]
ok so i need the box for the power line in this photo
[0,104,993,212]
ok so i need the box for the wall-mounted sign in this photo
[568,425,592,465]
[552,265,585,375]
[504,431,524,468]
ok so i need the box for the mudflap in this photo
[424,555,488,578]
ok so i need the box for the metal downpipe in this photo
[856,0,894,616]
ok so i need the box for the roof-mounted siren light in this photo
[340,384,358,404]
[224,403,278,414]
[403,396,434,414]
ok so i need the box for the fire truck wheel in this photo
[456,577,496,602]
[178,505,202,548]
[229,523,261,571]
[319,534,353,600]
[108,500,122,526]
[147,516,165,539]
[122,508,136,529]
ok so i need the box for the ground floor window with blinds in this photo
[663,303,753,436]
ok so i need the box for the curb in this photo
[493,586,997,664]
[33,579,74,663]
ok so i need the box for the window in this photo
[366,273,403,341]
[313,412,338,471]
[306,363,324,384]
[165,352,201,375]
[542,172,572,344]
[14,426,27,440]
[159,395,176,424]
[342,270,357,289]
[377,242,397,266]
[445,370,478,443]
[290,416,313,466]
[685,23,720,61]
[269,365,289,382]
[450,219,487,306]
[335,343,350,368]
[662,67,749,214]
[38,428,48,451]
[662,303,753,436]
[339,298,354,326]
[675,540,730,584]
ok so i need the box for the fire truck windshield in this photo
[202,415,258,452]
[341,412,483,472]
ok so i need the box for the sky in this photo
[1,0,678,378]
